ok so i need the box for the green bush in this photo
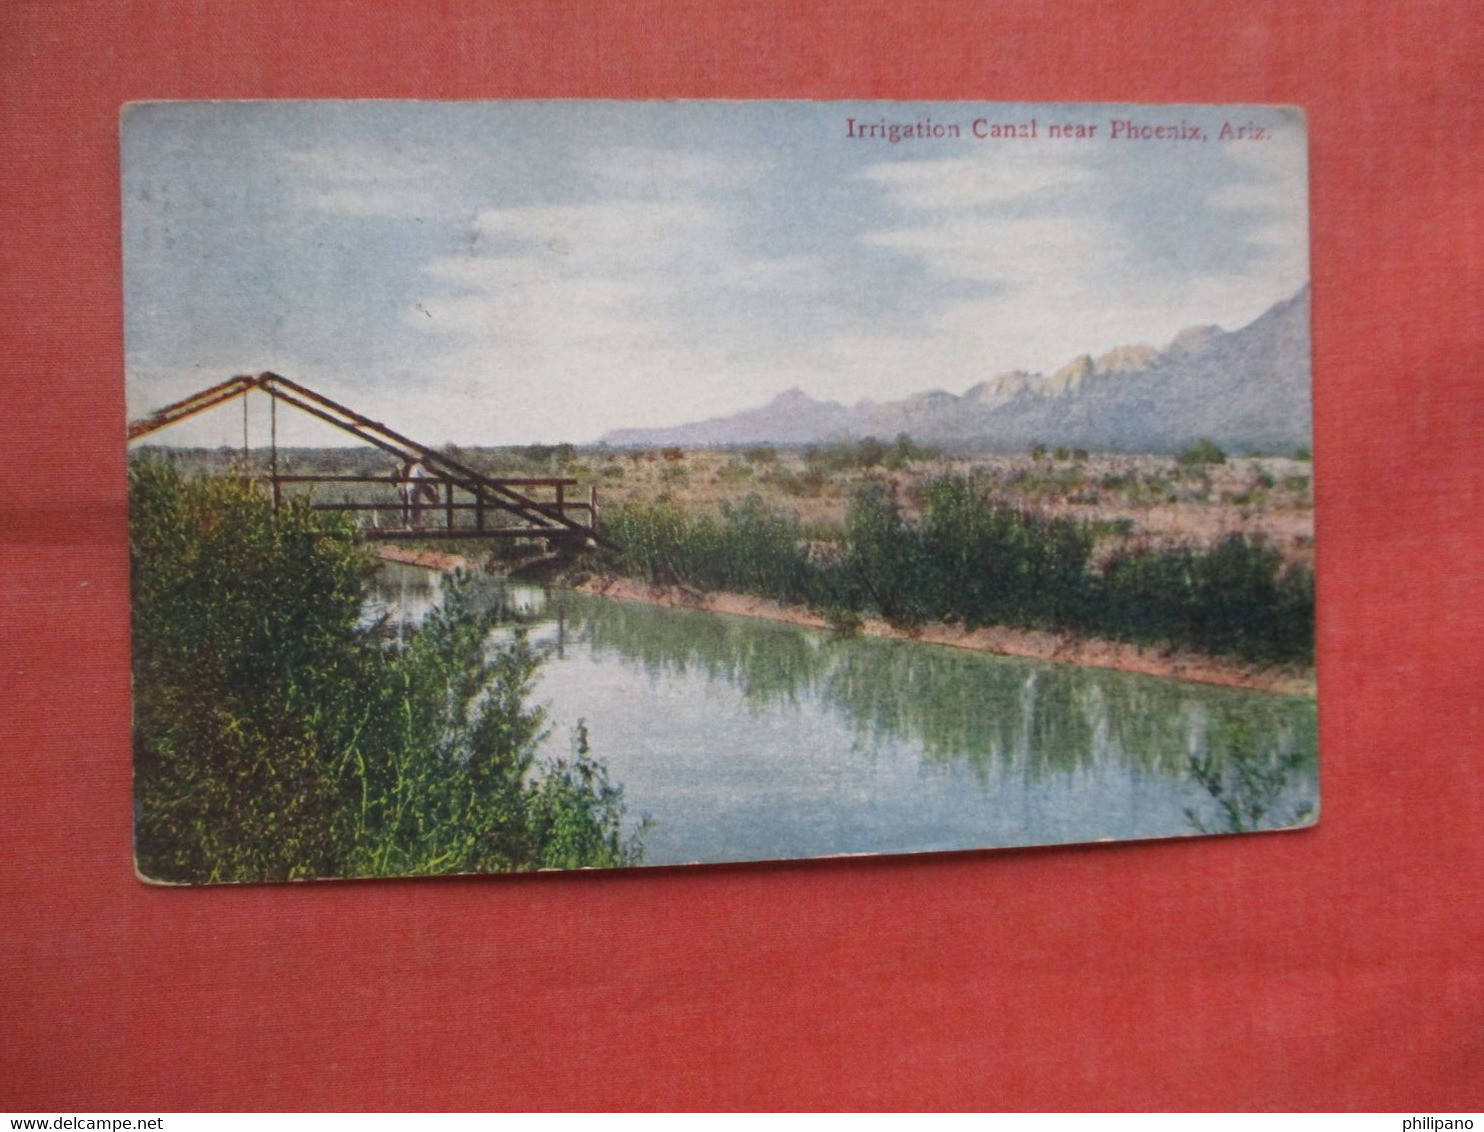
[130,462,641,883]
[915,477,1094,630]
[884,433,941,470]
[716,461,754,486]
[603,495,825,608]
[843,484,932,628]
[1097,534,1313,663]
[599,476,1313,666]
[802,436,907,474]
[743,445,777,465]
[1177,439,1227,466]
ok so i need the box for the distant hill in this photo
[601,286,1312,453]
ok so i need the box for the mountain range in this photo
[601,286,1312,453]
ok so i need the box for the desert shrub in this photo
[716,461,754,486]
[761,466,826,497]
[1177,438,1227,466]
[802,437,901,474]
[743,445,777,465]
[884,433,941,470]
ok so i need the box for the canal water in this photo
[368,564,1318,866]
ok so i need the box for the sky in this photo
[122,101,1309,447]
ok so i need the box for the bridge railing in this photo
[263,473,599,540]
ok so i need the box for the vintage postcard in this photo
[123,101,1316,883]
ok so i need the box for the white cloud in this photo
[285,143,454,217]
[589,146,735,192]
[863,152,1092,211]
[398,154,831,441]
[867,214,1105,286]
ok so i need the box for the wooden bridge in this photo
[127,372,610,547]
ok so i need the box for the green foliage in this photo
[758,465,825,497]
[527,722,651,870]
[844,484,932,628]
[1185,719,1316,834]
[600,475,1313,666]
[841,479,1095,631]
[916,477,1096,630]
[1177,438,1228,466]
[884,433,941,470]
[1098,534,1313,663]
[743,445,777,465]
[715,461,755,486]
[802,436,928,474]
[130,462,641,883]
[602,495,833,608]
[822,605,864,637]
[511,442,578,471]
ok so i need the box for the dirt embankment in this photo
[572,574,1317,697]
[373,545,472,572]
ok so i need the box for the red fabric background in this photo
[1,0,1480,1112]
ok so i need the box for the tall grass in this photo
[602,496,836,608]
[130,461,642,883]
[601,476,1314,666]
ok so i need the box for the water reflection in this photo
[1185,719,1317,834]
[366,570,1319,860]
[362,562,445,635]
[366,563,550,637]
[561,591,1316,793]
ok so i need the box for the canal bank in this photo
[570,573,1316,698]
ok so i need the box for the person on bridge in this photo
[395,458,439,529]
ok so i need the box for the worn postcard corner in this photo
[124,100,1316,885]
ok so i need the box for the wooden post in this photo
[556,481,565,519]
[445,481,455,532]
[475,492,484,532]
[590,485,598,533]
[269,392,281,508]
